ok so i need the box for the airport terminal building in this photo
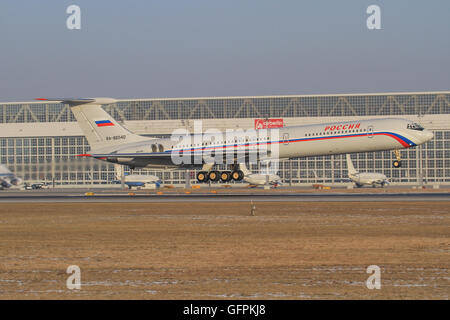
[1,91,449,186]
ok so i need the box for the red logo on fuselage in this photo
[324,123,361,132]
[255,119,284,129]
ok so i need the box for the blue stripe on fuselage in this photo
[168,131,415,153]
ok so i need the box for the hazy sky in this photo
[0,0,449,101]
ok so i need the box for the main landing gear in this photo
[197,170,244,183]
[393,150,402,168]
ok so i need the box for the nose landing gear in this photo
[393,150,402,168]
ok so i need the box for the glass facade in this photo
[2,93,450,123]
[1,92,449,185]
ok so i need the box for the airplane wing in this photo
[85,149,262,161]
[334,178,352,183]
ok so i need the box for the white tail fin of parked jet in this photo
[346,154,359,175]
[238,163,252,175]
[36,98,149,151]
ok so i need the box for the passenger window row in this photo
[305,128,367,137]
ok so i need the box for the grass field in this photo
[0,201,448,299]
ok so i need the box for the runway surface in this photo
[1,201,449,299]
[1,188,450,202]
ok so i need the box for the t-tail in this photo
[35,98,149,151]
[346,154,359,175]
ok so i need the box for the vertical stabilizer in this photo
[37,98,149,150]
[346,154,359,175]
[239,163,252,175]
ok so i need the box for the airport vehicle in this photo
[23,182,50,190]
[239,163,282,188]
[32,183,49,189]
[0,164,22,189]
[23,183,33,190]
[346,154,389,188]
[113,173,161,189]
[36,98,434,183]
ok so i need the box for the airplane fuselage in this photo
[92,118,433,169]
[349,172,388,187]
[244,174,282,187]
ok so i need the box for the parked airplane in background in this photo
[113,173,161,189]
[36,98,434,183]
[346,154,389,188]
[112,164,160,189]
[0,164,22,189]
[239,163,282,188]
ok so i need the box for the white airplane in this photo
[0,164,23,189]
[36,98,434,183]
[239,163,282,187]
[113,173,161,189]
[113,164,161,189]
[346,154,389,188]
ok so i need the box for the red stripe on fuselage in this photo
[172,132,411,153]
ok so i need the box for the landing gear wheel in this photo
[208,171,220,182]
[197,171,209,183]
[393,160,402,168]
[231,170,244,181]
[220,171,232,182]
[393,150,402,168]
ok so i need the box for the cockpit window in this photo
[407,123,424,131]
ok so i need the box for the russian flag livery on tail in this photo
[95,120,114,127]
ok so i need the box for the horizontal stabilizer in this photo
[35,98,117,105]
